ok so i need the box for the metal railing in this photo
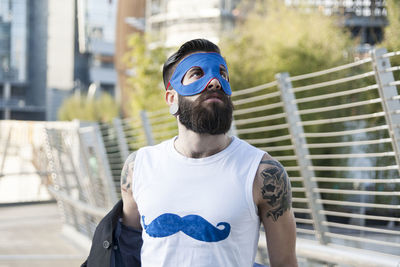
[276,48,400,261]
[1,48,400,266]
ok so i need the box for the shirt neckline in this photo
[167,135,239,165]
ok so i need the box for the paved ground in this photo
[0,202,87,267]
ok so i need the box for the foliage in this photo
[381,0,400,80]
[382,0,400,52]
[220,0,356,151]
[123,33,169,117]
[220,0,362,206]
[220,0,354,90]
[58,93,119,122]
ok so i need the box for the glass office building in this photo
[77,0,118,97]
[0,0,34,120]
[0,0,119,121]
[0,0,27,83]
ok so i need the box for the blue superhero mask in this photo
[167,52,231,96]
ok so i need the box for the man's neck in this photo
[174,124,232,158]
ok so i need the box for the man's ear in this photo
[165,89,179,116]
[165,89,178,105]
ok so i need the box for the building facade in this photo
[284,0,387,45]
[77,0,118,99]
[0,0,119,121]
[145,0,240,47]
[0,0,40,120]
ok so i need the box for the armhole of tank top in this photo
[245,150,266,221]
[131,149,143,203]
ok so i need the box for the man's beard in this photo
[177,90,234,135]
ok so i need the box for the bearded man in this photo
[83,39,297,267]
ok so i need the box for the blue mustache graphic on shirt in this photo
[142,213,231,242]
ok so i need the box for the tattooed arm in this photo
[253,153,298,267]
[120,152,142,229]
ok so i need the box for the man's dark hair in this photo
[162,39,221,89]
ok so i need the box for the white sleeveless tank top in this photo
[132,136,265,267]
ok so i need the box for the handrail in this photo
[294,84,379,104]
[292,71,376,93]
[233,81,278,96]
[288,57,373,82]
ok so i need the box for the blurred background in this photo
[0,0,400,266]
[0,0,398,122]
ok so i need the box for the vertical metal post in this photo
[3,81,11,120]
[140,110,155,145]
[45,128,80,230]
[77,131,98,206]
[70,126,98,236]
[61,133,85,200]
[60,128,93,235]
[371,48,400,176]
[0,125,11,176]
[113,117,131,160]
[91,123,118,206]
[276,72,331,245]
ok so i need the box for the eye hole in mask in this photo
[182,66,204,85]
[167,53,232,96]
[220,66,229,82]
[181,65,229,85]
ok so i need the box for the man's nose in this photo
[206,78,221,90]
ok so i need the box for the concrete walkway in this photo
[0,202,87,267]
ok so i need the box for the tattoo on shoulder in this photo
[121,152,136,189]
[260,160,292,221]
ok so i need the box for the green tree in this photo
[382,0,400,52]
[220,1,359,206]
[220,0,354,90]
[58,93,119,122]
[220,0,357,147]
[381,0,400,81]
[123,33,169,116]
